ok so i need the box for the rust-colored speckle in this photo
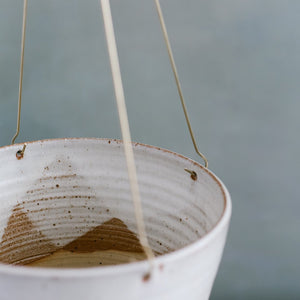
[143,272,151,282]
[40,174,76,182]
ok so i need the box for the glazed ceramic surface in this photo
[0,138,231,300]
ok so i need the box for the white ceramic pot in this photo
[0,138,231,300]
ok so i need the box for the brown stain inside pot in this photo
[63,217,144,253]
[0,204,58,265]
[0,157,154,268]
[0,206,148,268]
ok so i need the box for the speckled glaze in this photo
[0,138,231,300]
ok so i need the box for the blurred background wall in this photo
[0,1,299,299]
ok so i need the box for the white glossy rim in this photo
[0,138,232,277]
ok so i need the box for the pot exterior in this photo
[0,225,229,300]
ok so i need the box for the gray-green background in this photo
[0,1,299,299]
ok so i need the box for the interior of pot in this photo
[0,139,226,268]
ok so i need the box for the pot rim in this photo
[0,138,232,278]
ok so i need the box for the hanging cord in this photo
[154,0,208,168]
[12,0,28,145]
[100,0,155,277]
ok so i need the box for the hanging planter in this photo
[0,0,232,299]
[0,138,231,300]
